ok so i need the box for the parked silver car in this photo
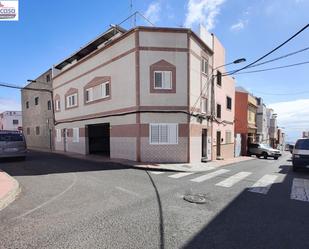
[292,138,309,171]
[0,131,27,160]
[248,143,282,160]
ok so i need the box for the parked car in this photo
[292,138,309,171]
[289,144,294,154]
[248,143,282,160]
[0,131,27,160]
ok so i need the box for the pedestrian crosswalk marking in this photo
[216,172,252,187]
[168,172,195,179]
[248,174,278,194]
[291,178,309,202]
[150,171,165,175]
[190,169,230,183]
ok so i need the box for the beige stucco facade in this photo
[212,36,236,160]
[52,26,235,163]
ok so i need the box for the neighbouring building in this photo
[267,108,278,148]
[234,87,258,156]
[52,25,222,163]
[21,69,54,150]
[211,36,235,160]
[0,111,22,131]
[277,128,285,151]
[303,131,309,138]
[256,97,269,144]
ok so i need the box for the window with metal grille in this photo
[149,124,178,145]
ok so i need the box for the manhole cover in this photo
[183,193,208,204]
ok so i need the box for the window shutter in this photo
[160,124,169,143]
[56,129,61,142]
[150,124,160,144]
[163,71,172,89]
[73,128,79,143]
[154,72,163,88]
[105,83,110,96]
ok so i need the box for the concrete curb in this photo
[119,157,257,172]
[0,171,21,211]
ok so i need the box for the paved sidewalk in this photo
[0,170,20,211]
[43,149,256,172]
[123,156,256,172]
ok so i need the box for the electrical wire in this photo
[225,60,309,76]
[228,24,309,75]
[224,46,309,76]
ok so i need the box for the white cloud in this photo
[0,98,21,113]
[184,0,225,30]
[230,20,246,31]
[269,99,309,141]
[144,1,161,24]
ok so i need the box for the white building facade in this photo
[0,111,22,131]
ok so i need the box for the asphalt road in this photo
[0,151,309,249]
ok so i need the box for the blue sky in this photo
[0,0,308,141]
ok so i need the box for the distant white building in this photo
[0,111,22,131]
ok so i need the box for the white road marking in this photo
[115,186,140,197]
[168,172,195,179]
[150,171,165,175]
[216,172,252,187]
[190,169,230,183]
[14,173,77,219]
[290,178,309,202]
[248,174,278,194]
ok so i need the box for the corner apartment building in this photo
[52,26,220,163]
[235,87,258,156]
[212,36,235,160]
[256,97,269,144]
[0,111,22,131]
[21,69,54,150]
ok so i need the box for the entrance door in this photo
[202,129,208,158]
[63,128,67,152]
[216,131,221,157]
[88,123,110,156]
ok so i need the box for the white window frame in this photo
[225,131,232,144]
[154,71,172,90]
[66,93,77,108]
[55,99,61,111]
[85,88,93,103]
[85,81,110,103]
[149,123,178,145]
[56,129,62,142]
[201,58,208,75]
[201,98,208,114]
[73,128,79,143]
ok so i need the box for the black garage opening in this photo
[88,123,110,156]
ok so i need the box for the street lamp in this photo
[214,57,246,70]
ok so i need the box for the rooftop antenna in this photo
[130,0,136,27]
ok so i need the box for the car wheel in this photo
[262,152,268,159]
[274,157,278,160]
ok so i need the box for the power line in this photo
[224,46,309,76]
[229,24,309,75]
[226,60,309,76]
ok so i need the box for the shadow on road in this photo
[0,151,130,176]
[145,171,165,249]
[182,163,309,249]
